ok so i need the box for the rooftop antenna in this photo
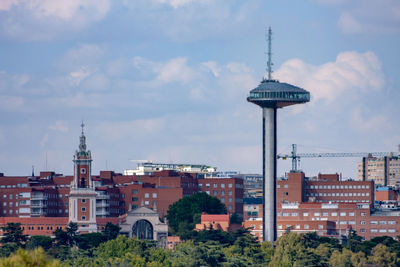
[266,26,273,80]
[32,165,35,177]
[81,121,85,135]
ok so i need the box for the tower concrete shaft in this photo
[262,107,277,243]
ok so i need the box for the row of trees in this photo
[1,193,399,266]
[1,230,399,266]
[0,221,120,260]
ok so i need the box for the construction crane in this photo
[277,144,398,172]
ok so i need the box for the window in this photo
[361,212,366,216]
[221,191,225,196]
[278,224,282,229]
[304,224,309,229]
[284,184,288,188]
[206,183,210,188]
[132,189,138,194]
[361,221,366,225]
[220,198,225,202]
[9,195,12,200]
[284,192,288,196]
[295,225,300,229]
[291,213,298,216]
[81,199,86,203]
[379,229,387,233]
[379,221,387,225]
[349,212,355,216]
[388,229,396,233]
[221,184,225,188]
[144,193,149,198]
[228,191,233,195]
[348,221,356,225]
[80,168,86,174]
[213,191,218,196]
[228,197,232,202]
[339,221,347,225]
[131,204,138,209]
[228,184,232,188]
[131,197,138,201]
[340,212,346,216]
[277,184,280,188]
[314,212,320,216]
[360,229,366,233]
[82,207,86,212]
[370,221,378,225]
[228,205,232,210]
[198,184,202,188]
[213,183,218,188]
[303,212,309,216]
[388,221,396,225]
[283,213,289,217]
[322,212,328,216]
[152,193,157,198]
[318,225,324,229]
[144,201,149,205]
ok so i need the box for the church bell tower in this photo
[69,123,97,232]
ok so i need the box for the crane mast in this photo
[278,144,398,172]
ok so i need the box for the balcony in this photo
[31,209,47,217]
[31,195,48,201]
[96,210,110,216]
[96,201,109,208]
[30,202,45,208]
[96,194,110,200]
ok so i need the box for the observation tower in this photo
[247,28,310,243]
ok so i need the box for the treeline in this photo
[1,223,400,266]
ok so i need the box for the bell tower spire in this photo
[69,122,97,233]
[79,121,87,152]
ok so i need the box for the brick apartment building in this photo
[357,155,400,186]
[0,126,244,236]
[244,172,400,241]
[197,178,244,218]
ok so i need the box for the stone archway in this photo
[132,219,153,240]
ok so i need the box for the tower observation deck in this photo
[247,28,310,243]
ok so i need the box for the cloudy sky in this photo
[1,0,399,178]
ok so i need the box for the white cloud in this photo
[0,0,19,11]
[201,61,220,77]
[40,133,49,147]
[69,66,95,86]
[156,0,197,8]
[274,51,385,103]
[0,95,24,111]
[49,121,69,133]
[155,57,196,83]
[316,0,400,34]
[1,0,110,40]
[350,107,390,132]
[96,118,166,141]
[61,44,105,71]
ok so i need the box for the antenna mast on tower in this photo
[267,27,273,80]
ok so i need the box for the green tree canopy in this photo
[102,222,121,241]
[0,222,27,247]
[0,247,59,267]
[27,235,53,250]
[166,192,227,236]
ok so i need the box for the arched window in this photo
[132,220,153,240]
